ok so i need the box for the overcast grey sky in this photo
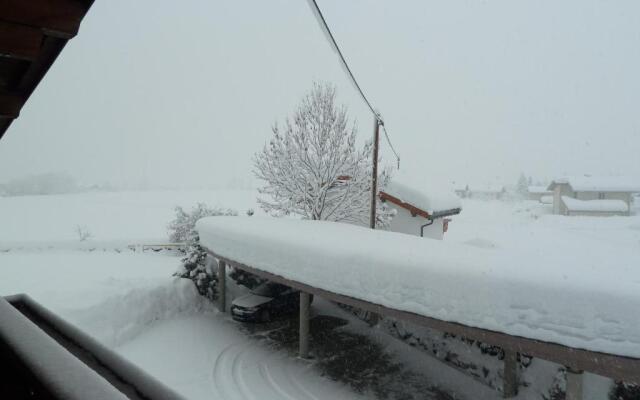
[1,0,639,189]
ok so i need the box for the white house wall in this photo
[553,184,574,215]
[567,210,628,217]
[574,191,631,204]
[386,204,444,240]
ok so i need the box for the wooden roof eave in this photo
[0,0,95,140]
[379,191,431,219]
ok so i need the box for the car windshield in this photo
[251,282,287,297]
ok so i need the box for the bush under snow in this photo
[168,203,237,301]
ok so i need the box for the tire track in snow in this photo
[212,340,334,400]
[211,343,237,399]
[231,345,258,400]
[259,363,301,400]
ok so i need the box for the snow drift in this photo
[65,279,212,348]
[197,216,640,358]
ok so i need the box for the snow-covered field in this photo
[0,189,260,246]
[1,190,638,399]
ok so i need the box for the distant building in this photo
[455,184,506,200]
[547,176,640,216]
[379,182,462,240]
[527,185,552,201]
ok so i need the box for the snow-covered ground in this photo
[0,189,260,246]
[1,190,638,399]
[0,250,365,400]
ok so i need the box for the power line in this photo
[306,0,400,168]
[381,123,400,169]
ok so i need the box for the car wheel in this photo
[260,309,271,323]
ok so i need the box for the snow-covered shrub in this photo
[611,382,640,400]
[228,267,265,289]
[253,82,394,227]
[168,203,237,301]
[168,203,235,243]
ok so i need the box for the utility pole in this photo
[369,116,381,229]
[368,117,382,327]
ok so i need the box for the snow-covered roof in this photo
[381,181,462,215]
[197,216,640,358]
[540,195,553,204]
[528,185,551,194]
[561,196,629,213]
[548,176,640,193]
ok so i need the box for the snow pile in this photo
[562,196,629,212]
[539,195,553,204]
[197,216,640,358]
[549,176,640,192]
[383,180,461,213]
[0,251,180,310]
[66,279,212,348]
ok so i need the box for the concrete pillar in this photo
[299,292,310,358]
[502,350,519,398]
[217,260,226,312]
[566,367,584,400]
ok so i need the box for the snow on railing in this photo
[1,295,186,400]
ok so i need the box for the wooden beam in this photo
[299,292,310,358]
[565,368,583,400]
[503,350,519,397]
[0,93,24,118]
[207,249,640,384]
[0,21,43,61]
[0,0,92,39]
[379,191,431,219]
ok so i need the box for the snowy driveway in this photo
[0,250,364,400]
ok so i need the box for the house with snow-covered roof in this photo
[547,176,639,216]
[455,184,506,200]
[527,185,552,201]
[379,181,462,240]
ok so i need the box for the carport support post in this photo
[299,291,310,358]
[565,367,583,400]
[217,260,226,312]
[503,350,518,398]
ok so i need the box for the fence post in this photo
[503,350,519,397]
[565,367,583,400]
[217,260,226,312]
[299,292,310,358]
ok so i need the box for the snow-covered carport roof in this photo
[379,181,462,219]
[0,0,94,140]
[547,176,640,193]
[197,216,640,383]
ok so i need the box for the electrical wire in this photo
[381,123,400,169]
[306,0,400,169]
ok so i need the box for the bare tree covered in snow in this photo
[254,82,393,226]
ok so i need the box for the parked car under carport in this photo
[231,282,312,322]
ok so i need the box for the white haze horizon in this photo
[1,0,639,190]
